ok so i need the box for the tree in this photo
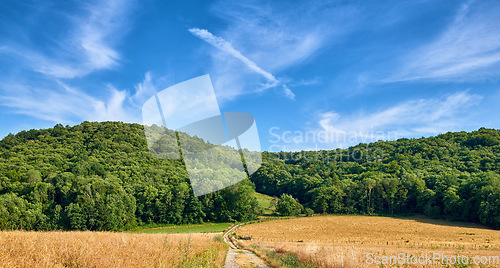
[0,193,38,230]
[309,186,344,214]
[362,178,376,214]
[276,194,303,216]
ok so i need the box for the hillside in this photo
[0,121,259,231]
[251,128,500,229]
[0,122,499,230]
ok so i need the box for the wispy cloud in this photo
[190,0,357,101]
[387,0,500,82]
[282,85,295,100]
[315,91,482,148]
[289,77,321,87]
[212,0,357,71]
[93,87,130,122]
[189,28,278,84]
[75,0,127,69]
[132,72,157,105]
[189,28,295,99]
[0,0,135,125]
[0,81,134,123]
[5,0,131,79]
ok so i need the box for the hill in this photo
[251,128,500,229]
[0,121,259,231]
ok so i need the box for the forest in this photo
[0,122,499,230]
[0,122,259,231]
[253,128,500,229]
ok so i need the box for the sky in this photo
[1,0,500,152]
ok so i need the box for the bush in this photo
[304,208,314,217]
[276,194,303,216]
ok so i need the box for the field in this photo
[0,231,228,267]
[254,192,276,215]
[128,222,233,234]
[236,215,500,267]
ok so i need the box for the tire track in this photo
[223,223,270,268]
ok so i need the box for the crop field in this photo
[0,231,227,267]
[236,215,500,267]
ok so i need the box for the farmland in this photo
[0,231,227,267]
[236,215,500,267]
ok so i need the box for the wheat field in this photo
[0,231,227,268]
[236,215,500,267]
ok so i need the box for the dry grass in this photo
[237,215,500,267]
[0,231,228,268]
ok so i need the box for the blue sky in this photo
[1,0,500,152]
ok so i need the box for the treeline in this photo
[251,128,500,229]
[1,122,499,231]
[0,122,259,231]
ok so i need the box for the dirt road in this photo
[223,223,270,268]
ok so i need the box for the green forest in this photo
[0,122,259,231]
[253,128,500,229]
[0,122,499,230]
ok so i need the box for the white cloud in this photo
[132,72,158,105]
[0,0,137,125]
[0,81,135,123]
[387,1,500,81]
[189,0,357,101]
[189,28,279,84]
[93,87,130,122]
[316,91,482,148]
[289,77,321,87]
[189,27,295,99]
[7,0,131,79]
[212,1,356,71]
[76,1,125,69]
[282,85,295,100]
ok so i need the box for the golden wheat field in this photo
[0,231,227,268]
[236,215,500,267]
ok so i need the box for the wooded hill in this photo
[0,122,258,231]
[0,122,499,230]
[253,128,500,229]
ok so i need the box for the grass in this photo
[247,245,315,268]
[127,222,233,234]
[254,191,276,215]
[236,215,500,267]
[0,231,228,267]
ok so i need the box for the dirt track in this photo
[223,223,270,268]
